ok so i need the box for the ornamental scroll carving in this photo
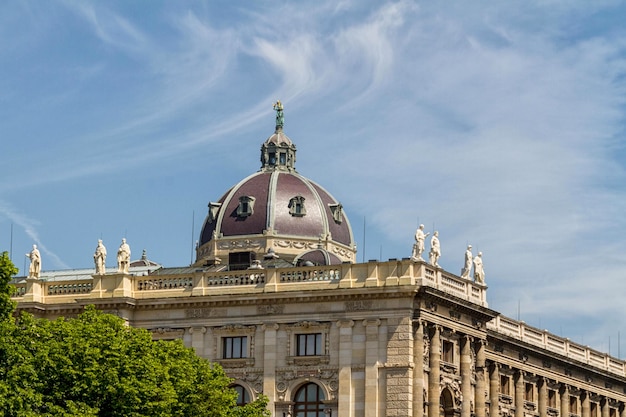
[345,300,373,311]
[258,304,284,315]
[276,368,338,401]
[151,328,185,340]
[217,239,263,250]
[185,308,214,318]
[441,377,463,408]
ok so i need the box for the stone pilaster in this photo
[364,319,381,417]
[475,340,486,417]
[414,320,425,417]
[601,398,610,417]
[262,323,279,413]
[461,336,473,417]
[582,392,590,417]
[560,385,569,417]
[515,371,525,417]
[489,363,500,417]
[188,326,206,355]
[538,377,547,417]
[428,325,441,417]
[337,320,355,417]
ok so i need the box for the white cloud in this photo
[0,201,69,270]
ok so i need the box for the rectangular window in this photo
[442,340,454,363]
[548,390,556,408]
[296,333,322,356]
[500,375,510,396]
[525,383,534,402]
[223,336,248,359]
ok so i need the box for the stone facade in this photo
[12,260,626,417]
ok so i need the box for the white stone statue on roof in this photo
[429,231,441,267]
[117,238,131,274]
[26,244,41,279]
[94,239,107,275]
[411,224,430,261]
[473,252,485,284]
[461,245,473,279]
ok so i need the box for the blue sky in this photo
[2,1,626,353]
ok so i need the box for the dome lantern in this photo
[260,100,297,172]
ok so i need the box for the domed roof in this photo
[198,170,352,248]
[195,101,356,267]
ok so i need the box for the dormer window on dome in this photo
[289,196,306,217]
[237,196,255,218]
[329,203,344,224]
[207,202,222,224]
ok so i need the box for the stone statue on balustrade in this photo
[117,238,131,274]
[429,231,441,267]
[460,245,473,279]
[94,239,107,275]
[411,224,430,261]
[473,252,485,284]
[25,244,41,279]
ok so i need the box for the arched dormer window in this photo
[289,196,306,217]
[237,196,255,217]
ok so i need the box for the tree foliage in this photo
[0,251,18,322]
[0,255,270,417]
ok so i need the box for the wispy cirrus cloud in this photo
[0,200,69,270]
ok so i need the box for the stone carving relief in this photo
[275,240,316,250]
[345,300,373,311]
[257,304,285,315]
[185,308,214,318]
[217,239,262,250]
[423,332,430,367]
[276,368,338,401]
[150,327,185,340]
[441,376,463,408]
[229,371,264,394]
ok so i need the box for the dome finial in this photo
[273,100,284,131]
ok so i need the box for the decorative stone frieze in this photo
[185,308,214,318]
[150,327,185,340]
[344,300,373,311]
[257,304,284,315]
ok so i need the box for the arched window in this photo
[232,384,250,406]
[294,383,325,417]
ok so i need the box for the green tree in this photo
[0,251,18,321]
[0,255,270,417]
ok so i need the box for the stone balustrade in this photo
[487,315,626,376]
[11,258,487,304]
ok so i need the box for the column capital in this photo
[188,326,207,335]
[261,323,280,331]
[336,319,355,328]
[363,318,381,327]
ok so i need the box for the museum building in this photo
[11,105,626,417]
